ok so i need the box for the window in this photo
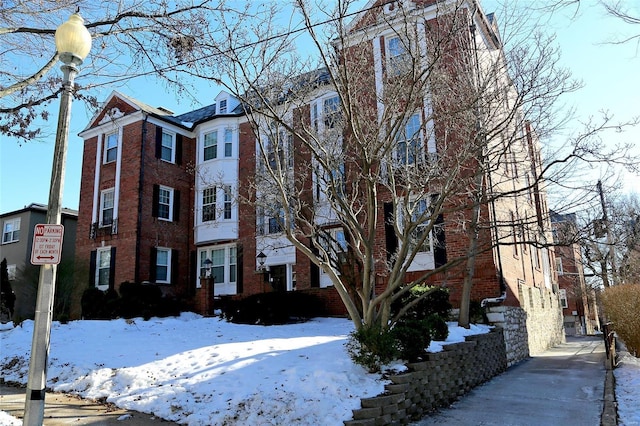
[100,188,115,228]
[202,187,216,222]
[2,218,20,244]
[204,131,218,161]
[258,205,285,235]
[387,36,410,75]
[224,128,233,157]
[223,186,232,219]
[199,246,237,285]
[266,126,292,170]
[219,99,227,114]
[160,129,175,162]
[397,113,422,165]
[268,206,285,234]
[559,289,568,308]
[104,133,118,163]
[318,228,348,268]
[511,212,519,257]
[323,96,340,129]
[409,199,432,252]
[96,247,111,290]
[157,186,173,221]
[555,257,563,275]
[155,248,171,283]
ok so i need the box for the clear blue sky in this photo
[1,0,638,214]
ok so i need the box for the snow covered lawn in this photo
[615,351,640,426]
[0,314,491,425]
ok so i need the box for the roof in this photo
[0,203,78,218]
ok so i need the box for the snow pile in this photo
[0,314,490,425]
[615,351,640,426]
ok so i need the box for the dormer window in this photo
[219,99,227,114]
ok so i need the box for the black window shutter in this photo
[236,244,243,294]
[89,250,97,287]
[176,134,183,165]
[171,249,179,285]
[189,250,197,296]
[173,190,180,222]
[434,213,447,268]
[310,260,320,288]
[150,247,157,283]
[155,126,163,159]
[152,184,159,217]
[109,248,116,289]
[384,202,398,263]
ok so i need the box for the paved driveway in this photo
[413,336,605,426]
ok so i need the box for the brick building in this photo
[75,0,564,360]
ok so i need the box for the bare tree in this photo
[196,0,638,333]
[1,0,243,142]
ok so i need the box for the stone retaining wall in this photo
[344,330,507,425]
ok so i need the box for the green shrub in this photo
[391,285,452,322]
[602,284,640,356]
[222,291,322,325]
[346,325,398,372]
[425,313,449,341]
[81,283,182,320]
[391,318,431,362]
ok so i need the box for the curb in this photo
[601,368,617,426]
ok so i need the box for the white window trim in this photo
[224,128,234,158]
[160,129,176,163]
[99,188,115,228]
[198,245,237,290]
[155,247,172,284]
[559,289,568,309]
[96,247,111,291]
[158,185,174,222]
[104,132,118,164]
[2,218,20,244]
[203,129,218,162]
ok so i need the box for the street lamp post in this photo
[23,13,91,426]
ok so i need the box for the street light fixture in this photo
[203,258,213,278]
[23,12,91,426]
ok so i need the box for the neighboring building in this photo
[75,0,563,362]
[0,203,78,320]
[551,211,599,335]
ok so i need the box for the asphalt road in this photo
[412,335,606,426]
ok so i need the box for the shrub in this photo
[391,285,452,322]
[346,325,398,372]
[222,291,322,325]
[425,313,449,341]
[391,318,431,362]
[601,284,640,356]
[81,283,182,320]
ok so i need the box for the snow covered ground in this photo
[615,350,640,426]
[0,314,491,425]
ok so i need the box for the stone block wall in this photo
[344,330,507,426]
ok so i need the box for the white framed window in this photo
[2,218,20,244]
[397,113,422,165]
[387,36,410,75]
[199,245,237,286]
[157,186,174,221]
[559,289,568,308]
[408,198,433,253]
[202,187,216,222]
[257,205,286,235]
[555,257,563,275]
[160,129,176,163]
[224,128,233,157]
[104,132,118,164]
[223,186,232,220]
[219,99,227,114]
[311,94,341,132]
[99,188,115,228]
[204,131,217,161]
[266,126,293,170]
[96,247,111,290]
[318,227,347,268]
[155,248,171,283]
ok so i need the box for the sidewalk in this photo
[412,335,607,426]
[0,383,178,425]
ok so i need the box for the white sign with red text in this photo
[30,224,64,265]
